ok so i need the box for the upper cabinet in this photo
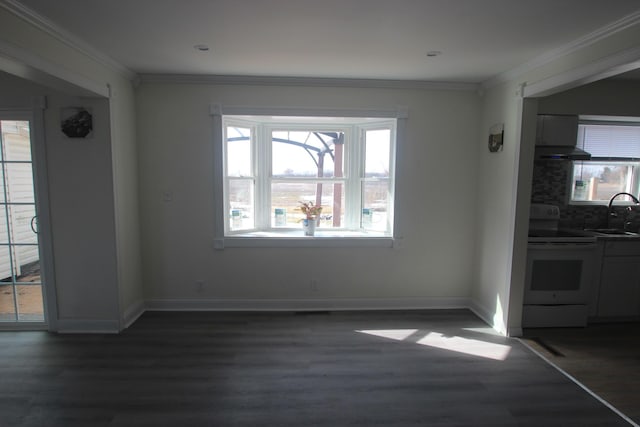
[536,115,578,146]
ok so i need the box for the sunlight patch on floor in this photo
[357,329,419,341]
[357,329,512,361]
[462,327,503,336]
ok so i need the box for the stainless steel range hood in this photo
[534,145,592,161]
[534,115,591,161]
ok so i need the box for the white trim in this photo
[468,300,508,336]
[0,322,47,331]
[484,10,640,89]
[0,106,58,331]
[508,326,524,337]
[55,319,120,334]
[0,39,110,97]
[142,73,479,92]
[501,97,527,339]
[212,112,225,239]
[145,297,471,312]
[0,0,136,82]
[518,338,640,427]
[212,104,408,119]
[522,45,640,98]
[217,112,398,239]
[29,101,59,332]
[121,299,146,329]
[220,236,394,248]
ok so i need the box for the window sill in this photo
[569,200,607,206]
[217,230,395,248]
[569,200,637,206]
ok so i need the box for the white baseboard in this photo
[144,297,471,312]
[55,319,120,334]
[122,299,146,329]
[468,300,508,336]
[468,300,492,325]
[508,327,524,337]
[48,297,510,334]
[0,322,47,331]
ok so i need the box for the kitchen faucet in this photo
[607,192,640,229]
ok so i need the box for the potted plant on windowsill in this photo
[299,201,322,236]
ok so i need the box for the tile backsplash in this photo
[531,160,609,229]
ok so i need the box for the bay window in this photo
[212,106,401,244]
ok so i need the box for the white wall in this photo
[471,81,525,335]
[0,7,143,331]
[108,80,144,327]
[136,82,481,308]
[43,93,120,323]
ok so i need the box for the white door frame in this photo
[0,98,57,330]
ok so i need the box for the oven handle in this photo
[527,243,597,250]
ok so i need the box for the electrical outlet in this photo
[310,278,319,292]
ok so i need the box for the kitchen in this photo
[519,73,640,422]
[523,70,640,328]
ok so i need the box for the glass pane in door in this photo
[0,120,44,323]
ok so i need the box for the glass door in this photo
[0,119,44,323]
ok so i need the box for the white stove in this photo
[523,204,597,328]
[528,203,597,245]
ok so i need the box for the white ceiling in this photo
[13,0,640,83]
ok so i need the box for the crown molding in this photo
[483,9,640,90]
[0,0,137,82]
[522,44,640,98]
[139,73,480,92]
[0,38,110,97]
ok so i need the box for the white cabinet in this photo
[596,241,640,318]
[536,114,578,146]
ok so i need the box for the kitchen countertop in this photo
[583,230,640,240]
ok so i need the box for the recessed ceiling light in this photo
[426,50,442,57]
[194,44,210,52]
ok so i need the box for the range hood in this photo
[534,145,592,161]
[534,114,591,161]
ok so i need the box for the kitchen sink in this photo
[585,228,639,236]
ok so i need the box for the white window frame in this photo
[211,104,407,248]
[265,122,353,231]
[570,116,640,205]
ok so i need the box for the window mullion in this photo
[345,125,362,230]
[255,124,270,230]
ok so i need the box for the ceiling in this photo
[12,0,640,83]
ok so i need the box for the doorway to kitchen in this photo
[0,117,45,324]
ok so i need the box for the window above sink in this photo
[570,116,640,205]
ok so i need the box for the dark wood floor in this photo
[522,322,640,425]
[0,310,633,426]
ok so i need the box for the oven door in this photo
[524,243,597,305]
